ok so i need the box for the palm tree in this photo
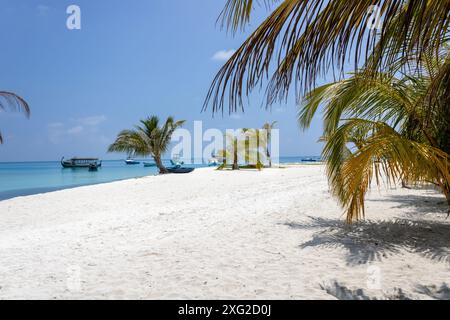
[0,91,30,144]
[204,0,450,115]
[108,116,185,174]
[298,47,450,222]
[217,131,240,170]
[262,121,277,167]
[217,128,267,170]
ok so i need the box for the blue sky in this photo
[0,0,325,161]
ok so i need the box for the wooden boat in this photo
[143,162,157,167]
[167,166,195,174]
[301,158,318,162]
[125,159,140,165]
[61,157,102,168]
[88,163,99,171]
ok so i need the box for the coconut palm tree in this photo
[204,0,450,115]
[298,47,450,222]
[217,131,240,170]
[217,128,267,170]
[0,91,30,144]
[108,116,185,174]
[262,121,277,167]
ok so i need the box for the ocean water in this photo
[0,156,321,201]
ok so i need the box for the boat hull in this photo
[143,162,156,167]
[167,167,195,174]
[125,160,140,165]
[61,157,102,168]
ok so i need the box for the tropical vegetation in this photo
[262,121,277,167]
[204,0,450,222]
[108,116,185,174]
[298,44,450,222]
[217,127,268,170]
[205,0,450,114]
[0,91,30,144]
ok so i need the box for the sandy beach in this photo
[0,165,449,299]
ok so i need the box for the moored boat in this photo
[61,157,102,168]
[301,158,318,162]
[88,163,99,171]
[170,154,184,166]
[143,162,156,167]
[208,157,219,166]
[167,166,195,174]
[125,158,140,165]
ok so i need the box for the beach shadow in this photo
[367,193,449,216]
[284,217,450,265]
[320,281,410,300]
[320,281,450,300]
[415,283,450,300]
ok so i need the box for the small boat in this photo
[167,166,195,174]
[125,158,140,165]
[61,157,102,168]
[208,157,219,166]
[301,158,318,162]
[143,162,156,167]
[170,154,184,166]
[88,163,99,171]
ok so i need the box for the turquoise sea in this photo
[0,156,321,201]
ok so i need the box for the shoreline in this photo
[0,163,321,202]
[0,165,448,299]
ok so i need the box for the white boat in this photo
[125,158,140,165]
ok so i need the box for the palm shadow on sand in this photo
[321,281,450,300]
[283,194,450,266]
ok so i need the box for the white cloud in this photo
[77,115,107,126]
[67,126,84,135]
[211,49,236,62]
[47,115,106,144]
[48,122,64,128]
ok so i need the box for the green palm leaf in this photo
[0,91,30,144]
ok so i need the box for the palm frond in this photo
[218,0,280,33]
[324,119,450,222]
[205,0,450,114]
[0,91,30,144]
[0,91,30,115]
[107,129,151,156]
[109,116,185,162]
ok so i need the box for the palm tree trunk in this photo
[232,139,239,170]
[154,155,168,174]
[266,131,272,167]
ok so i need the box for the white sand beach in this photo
[0,165,449,299]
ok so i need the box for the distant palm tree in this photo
[0,91,30,144]
[262,121,277,167]
[217,131,240,170]
[108,116,185,174]
[217,128,267,170]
